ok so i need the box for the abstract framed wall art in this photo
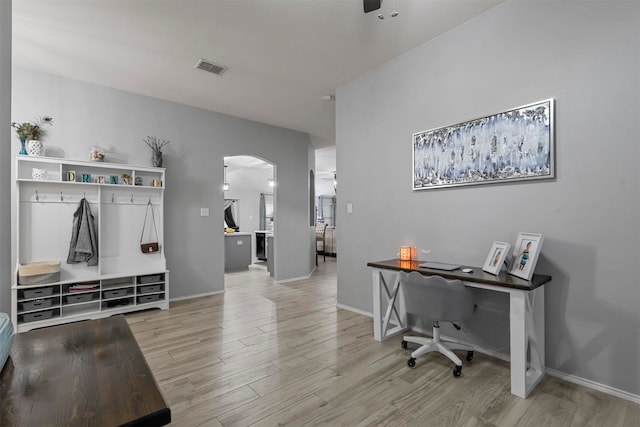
[412,99,554,190]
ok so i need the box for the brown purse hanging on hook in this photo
[140,200,160,254]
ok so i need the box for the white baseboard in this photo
[336,303,373,318]
[545,367,640,404]
[333,305,640,403]
[408,324,511,364]
[406,325,639,403]
[274,271,314,283]
[170,289,224,302]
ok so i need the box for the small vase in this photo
[19,139,28,155]
[27,140,43,156]
[152,150,163,167]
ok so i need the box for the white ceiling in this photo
[224,155,274,193]
[12,0,505,173]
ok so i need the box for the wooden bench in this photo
[0,314,170,426]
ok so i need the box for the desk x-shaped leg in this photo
[510,285,545,398]
[373,270,408,341]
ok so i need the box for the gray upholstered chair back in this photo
[400,271,475,322]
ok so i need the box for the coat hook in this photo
[112,193,115,203]
[60,191,64,202]
[131,194,134,203]
[35,190,39,202]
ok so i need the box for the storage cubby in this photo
[12,156,169,332]
[62,302,100,318]
[18,308,61,324]
[102,297,134,310]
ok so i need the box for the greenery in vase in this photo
[11,116,54,140]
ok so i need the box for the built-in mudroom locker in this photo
[12,156,169,333]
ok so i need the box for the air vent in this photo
[195,59,227,76]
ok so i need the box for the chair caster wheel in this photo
[466,351,474,362]
[453,365,462,377]
[401,340,408,349]
[407,358,416,368]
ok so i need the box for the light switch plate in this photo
[347,203,353,214]
[200,208,209,217]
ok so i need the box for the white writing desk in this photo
[367,259,552,399]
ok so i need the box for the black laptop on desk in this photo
[418,262,460,271]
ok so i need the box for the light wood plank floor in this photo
[126,259,640,426]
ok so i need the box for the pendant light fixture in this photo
[223,165,230,191]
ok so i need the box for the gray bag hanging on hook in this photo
[140,200,160,254]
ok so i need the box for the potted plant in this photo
[11,116,54,156]
[143,136,170,167]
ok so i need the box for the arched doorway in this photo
[223,155,276,285]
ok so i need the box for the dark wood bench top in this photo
[0,314,170,426]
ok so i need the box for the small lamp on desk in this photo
[399,246,417,261]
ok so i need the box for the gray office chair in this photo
[400,271,476,377]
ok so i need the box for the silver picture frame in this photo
[412,99,554,190]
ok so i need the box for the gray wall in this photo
[11,67,315,300]
[336,0,640,397]
[0,0,11,315]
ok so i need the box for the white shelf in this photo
[12,156,169,333]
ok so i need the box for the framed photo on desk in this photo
[482,241,511,275]
[509,232,543,280]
